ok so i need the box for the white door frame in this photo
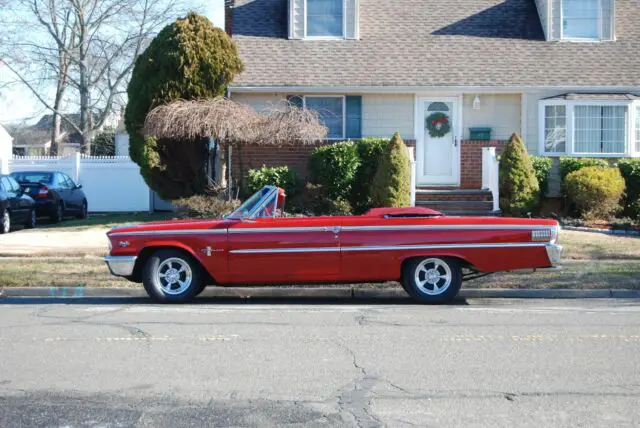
[414,95,463,186]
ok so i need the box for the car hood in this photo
[107,218,233,235]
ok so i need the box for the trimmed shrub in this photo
[288,183,352,216]
[350,138,388,213]
[248,165,300,197]
[617,159,640,219]
[499,133,540,216]
[308,141,360,201]
[371,133,411,207]
[559,157,609,181]
[530,156,553,197]
[174,195,240,219]
[125,12,244,199]
[565,167,625,220]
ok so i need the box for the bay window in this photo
[636,106,640,153]
[540,98,640,157]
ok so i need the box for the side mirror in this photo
[75,184,83,190]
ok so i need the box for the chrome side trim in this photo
[341,225,558,232]
[229,227,333,234]
[109,229,227,237]
[229,242,547,255]
[231,247,339,254]
[104,256,137,277]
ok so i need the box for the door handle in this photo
[454,136,458,147]
[323,226,341,233]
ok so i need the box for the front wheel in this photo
[401,257,462,303]
[1,209,10,234]
[142,249,204,303]
[77,201,88,219]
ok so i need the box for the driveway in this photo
[1,297,639,427]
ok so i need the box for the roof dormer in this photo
[535,0,615,42]
[288,0,359,40]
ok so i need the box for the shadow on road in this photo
[0,295,470,306]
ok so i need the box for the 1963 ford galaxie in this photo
[105,185,562,303]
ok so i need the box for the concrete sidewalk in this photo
[2,286,639,299]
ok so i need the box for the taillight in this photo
[35,186,49,199]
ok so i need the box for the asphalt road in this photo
[1,296,639,427]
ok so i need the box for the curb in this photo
[1,286,639,300]
[562,225,640,237]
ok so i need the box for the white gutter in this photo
[229,85,640,94]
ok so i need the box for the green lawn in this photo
[560,230,640,260]
[0,257,638,290]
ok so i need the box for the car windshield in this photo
[226,186,280,220]
[10,172,53,184]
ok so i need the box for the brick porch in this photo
[231,139,506,215]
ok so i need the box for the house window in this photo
[306,0,343,37]
[540,99,639,157]
[562,0,600,40]
[304,96,345,139]
[574,106,626,154]
[544,105,566,153]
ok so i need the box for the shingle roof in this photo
[543,92,640,100]
[230,0,640,88]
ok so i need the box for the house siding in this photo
[345,0,358,39]
[362,94,414,139]
[290,0,305,39]
[535,0,550,39]
[462,94,521,141]
[233,93,415,140]
[550,0,561,40]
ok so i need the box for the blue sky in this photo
[0,1,225,124]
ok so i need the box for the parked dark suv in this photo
[10,171,88,223]
[0,174,36,233]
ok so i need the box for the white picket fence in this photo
[0,153,153,212]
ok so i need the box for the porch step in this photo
[415,188,498,216]
[440,209,503,217]
[416,189,492,203]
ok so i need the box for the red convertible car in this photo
[105,185,562,303]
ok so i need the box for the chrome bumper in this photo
[545,244,563,266]
[104,256,137,277]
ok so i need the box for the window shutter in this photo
[286,95,303,108]
[345,96,362,139]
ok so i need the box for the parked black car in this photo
[0,174,36,233]
[10,171,88,223]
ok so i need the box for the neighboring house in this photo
[10,113,91,156]
[227,0,640,214]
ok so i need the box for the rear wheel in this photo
[1,209,10,234]
[25,209,36,229]
[142,249,204,303]
[51,202,63,223]
[401,257,462,303]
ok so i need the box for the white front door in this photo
[416,97,461,185]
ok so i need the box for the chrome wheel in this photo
[414,258,452,296]
[1,210,9,233]
[155,257,193,295]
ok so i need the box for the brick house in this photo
[226,0,640,214]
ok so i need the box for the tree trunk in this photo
[50,112,61,156]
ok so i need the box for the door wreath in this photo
[425,112,451,138]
